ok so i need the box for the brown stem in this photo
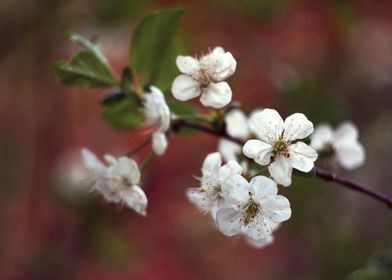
[314,168,392,209]
[172,119,392,210]
[172,119,244,145]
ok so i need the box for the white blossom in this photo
[186,152,242,218]
[143,86,171,156]
[243,108,318,186]
[310,121,365,170]
[81,148,147,216]
[171,47,237,109]
[216,175,291,241]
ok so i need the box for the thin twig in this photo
[172,119,392,210]
[126,137,151,157]
[140,149,154,173]
[314,168,392,209]
[172,119,244,145]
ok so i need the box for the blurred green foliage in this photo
[129,7,184,91]
[283,77,346,124]
[348,251,392,280]
[54,50,118,88]
[101,98,144,130]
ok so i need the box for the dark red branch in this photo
[314,168,392,209]
[172,119,392,210]
[172,119,244,145]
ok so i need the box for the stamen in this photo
[271,139,289,158]
[243,200,261,225]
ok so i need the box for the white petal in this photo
[261,195,291,223]
[176,55,200,75]
[200,82,232,109]
[249,176,278,200]
[249,109,285,144]
[171,74,201,101]
[225,109,249,138]
[246,215,275,240]
[200,47,237,81]
[104,154,117,166]
[289,142,318,172]
[81,148,105,173]
[283,113,314,142]
[333,121,358,144]
[143,86,163,125]
[201,152,222,179]
[159,104,171,132]
[245,235,274,249]
[219,160,243,182]
[186,187,211,214]
[310,123,333,151]
[119,185,148,216]
[332,121,365,169]
[268,156,292,187]
[94,181,121,203]
[248,108,265,119]
[152,132,168,156]
[147,86,171,132]
[335,142,365,170]
[221,174,249,207]
[115,157,141,185]
[218,139,241,161]
[243,139,272,165]
[216,208,243,237]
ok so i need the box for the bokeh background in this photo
[1,0,392,279]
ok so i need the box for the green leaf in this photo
[68,32,107,64]
[54,50,118,88]
[130,7,184,88]
[152,38,183,91]
[101,98,144,130]
[120,66,133,93]
[168,100,206,136]
[100,91,126,106]
[168,100,200,119]
[347,251,392,280]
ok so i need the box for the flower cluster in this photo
[81,148,147,216]
[72,44,367,250]
[170,47,367,248]
[187,152,291,249]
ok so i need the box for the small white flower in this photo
[187,152,242,218]
[171,47,237,109]
[310,121,365,170]
[243,108,318,186]
[218,109,250,162]
[216,175,291,241]
[81,148,147,216]
[143,86,171,156]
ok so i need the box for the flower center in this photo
[210,185,222,200]
[122,177,133,187]
[198,67,214,87]
[271,139,289,158]
[243,199,261,226]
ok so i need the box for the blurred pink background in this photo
[1,0,392,279]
